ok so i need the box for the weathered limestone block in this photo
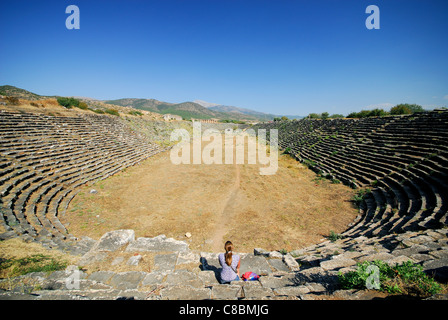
[212,284,242,300]
[243,283,274,299]
[259,275,297,289]
[127,254,142,266]
[320,258,357,271]
[164,270,203,287]
[78,230,135,265]
[357,252,394,263]
[160,285,211,300]
[154,253,178,272]
[283,254,300,271]
[109,271,147,290]
[141,271,166,287]
[268,251,283,259]
[273,285,310,296]
[125,235,189,253]
[267,258,290,272]
[90,230,135,252]
[87,271,115,284]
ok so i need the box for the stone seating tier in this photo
[1,228,447,300]
[0,111,166,249]
[254,110,448,236]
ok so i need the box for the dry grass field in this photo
[63,133,359,253]
[0,97,163,120]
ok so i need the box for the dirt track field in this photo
[63,134,359,253]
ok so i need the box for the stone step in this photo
[2,228,446,300]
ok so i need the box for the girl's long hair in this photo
[224,241,233,266]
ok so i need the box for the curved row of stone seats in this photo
[341,159,448,236]
[1,122,159,245]
[254,110,448,237]
[0,110,166,252]
[35,143,160,242]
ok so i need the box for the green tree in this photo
[390,104,412,115]
[357,110,371,118]
[400,103,424,113]
[321,112,329,120]
[57,97,80,109]
[346,112,358,118]
[368,108,387,117]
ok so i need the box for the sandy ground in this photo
[63,133,359,253]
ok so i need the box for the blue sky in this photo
[1,0,447,116]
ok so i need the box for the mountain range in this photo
[0,85,303,122]
[104,98,230,121]
[195,101,288,121]
[105,98,303,121]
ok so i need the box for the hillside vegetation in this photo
[0,86,162,120]
[0,85,55,100]
[105,98,258,121]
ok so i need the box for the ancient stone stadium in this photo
[0,101,447,301]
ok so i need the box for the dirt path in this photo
[210,143,241,252]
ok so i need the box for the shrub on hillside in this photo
[5,96,20,105]
[90,108,105,114]
[128,110,143,116]
[57,97,80,109]
[105,108,119,116]
[77,102,89,110]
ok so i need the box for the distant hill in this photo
[0,85,303,122]
[200,101,304,121]
[105,98,268,121]
[208,104,277,121]
[155,101,226,120]
[0,85,55,100]
[194,99,303,121]
[105,98,173,112]
[105,99,226,120]
[193,100,220,108]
